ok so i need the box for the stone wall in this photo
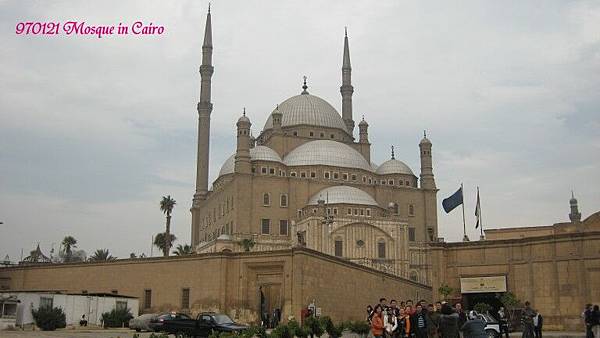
[0,247,430,324]
[430,224,600,331]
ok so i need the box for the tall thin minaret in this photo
[569,191,581,223]
[341,27,355,135]
[193,7,214,205]
[419,131,436,190]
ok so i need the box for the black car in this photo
[160,312,248,338]
[149,312,193,332]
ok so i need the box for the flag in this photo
[475,187,481,229]
[442,186,463,213]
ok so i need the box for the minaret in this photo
[235,109,252,174]
[272,105,283,133]
[419,131,436,189]
[193,7,214,205]
[341,28,355,135]
[358,117,369,143]
[569,191,581,223]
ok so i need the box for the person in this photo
[439,303,459,338]
[384,307,399,338]
[498,307,510,338]
[455,303,467,329]
[390,299,400,317]
[583,304,594,338]
[533,310,543,338]
[591,305,600,338]
[413,304,428,338]
[406,300,415,315]
[428,303,440,338]
[372,305,386,338]
[398,307,411,338]
[521,301,535,338]
[461,311,487,338]
[79,314,88,326]
[367,305,375,324]
[380,298,389,311]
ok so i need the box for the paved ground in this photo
[0,330,588,338]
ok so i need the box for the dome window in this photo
[333,172,339,179]
[310,171,316,178]
[290,171,297,177]
[330,134,335,139]
[405,180,410,186]
[347,208,352,215]
[309,131,314,137]
[324,171,330,179]
[366,208,371,217]
[269,168,275,175]
[293,131,298,136]
[342,173,348,181]
[261,167,267,174]
[388,179,394,185]
[351,174,357,181]
[320,133,324,138]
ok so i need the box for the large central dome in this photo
[263,93,348,134]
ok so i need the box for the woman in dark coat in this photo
[461,311,488,338]
[438,304,460,338]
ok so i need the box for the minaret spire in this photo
[341,28,355,136]
[193,6,214,205]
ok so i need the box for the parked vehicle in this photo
[149,312,192,332]
[159,312,248,337]
[478,313,501,338]
[129,313,158,332]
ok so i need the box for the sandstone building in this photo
[190,8,438,285]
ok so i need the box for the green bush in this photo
[473,303,492,315]
[100,307,133,328]
[241,325,267,338]
[348,320,370,337]
[304,316,324,338]
[270,324,293,338]
[320,316,344,338]
[31,306,66,331]
[149,333,170,338]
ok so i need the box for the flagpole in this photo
[462,183,469,242]
[479,186,484,240]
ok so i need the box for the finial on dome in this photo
[424,130,427,138]
[391,146,395,160]
[208,2,211,13]
[243,107,246,116]
[276,104,279,110]
[345,26,347,37]
[301,76,309,94]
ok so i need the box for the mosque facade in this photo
[190,10,438,284]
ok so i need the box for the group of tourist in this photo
[583,304,600,338]
[366,298,544,338]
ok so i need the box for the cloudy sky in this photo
[1,0,599,261]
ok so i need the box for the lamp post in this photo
[317,193,334,232]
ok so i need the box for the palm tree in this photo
[159,195,176,257]
[153,232,177,256]
[88,249,116,262]
[173,244,193,256]
[61,236,77,262]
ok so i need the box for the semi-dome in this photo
[308,186,379,206]
[376,159,414,176]
[284,140,372,172]
[263,93,348,134]
[218,146,282,177]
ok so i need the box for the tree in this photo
[159,195,176,257]
[173,244,193,256]
[438,283,454,300]
[88,249,116,262]
[129,253,137,259]
[154,232,177,255]
[499,292,522,324]
[61,236,77,262]
[474,302,492,315]
[240,238,256,252]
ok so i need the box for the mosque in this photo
[1,9,598,330]
[190,9,438,284]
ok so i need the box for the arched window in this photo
[409,204,415,216]
[409,271,418,282]
[263,193,271,206]
[391,203,399,215]
[280,194,288,207]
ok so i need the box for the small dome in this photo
[263,93,348,134]
[420,136,431,145]
[218,146,282,177]
[284,140,372,172]
[308,186,378,206]
[237,115,250,124]
[376,159,414,176]
[218,154,235,177]
[359,118,368,127]
[250,146,282,162]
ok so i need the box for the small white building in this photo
[0,291,139,330]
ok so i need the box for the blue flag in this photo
[442,186,463,213]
